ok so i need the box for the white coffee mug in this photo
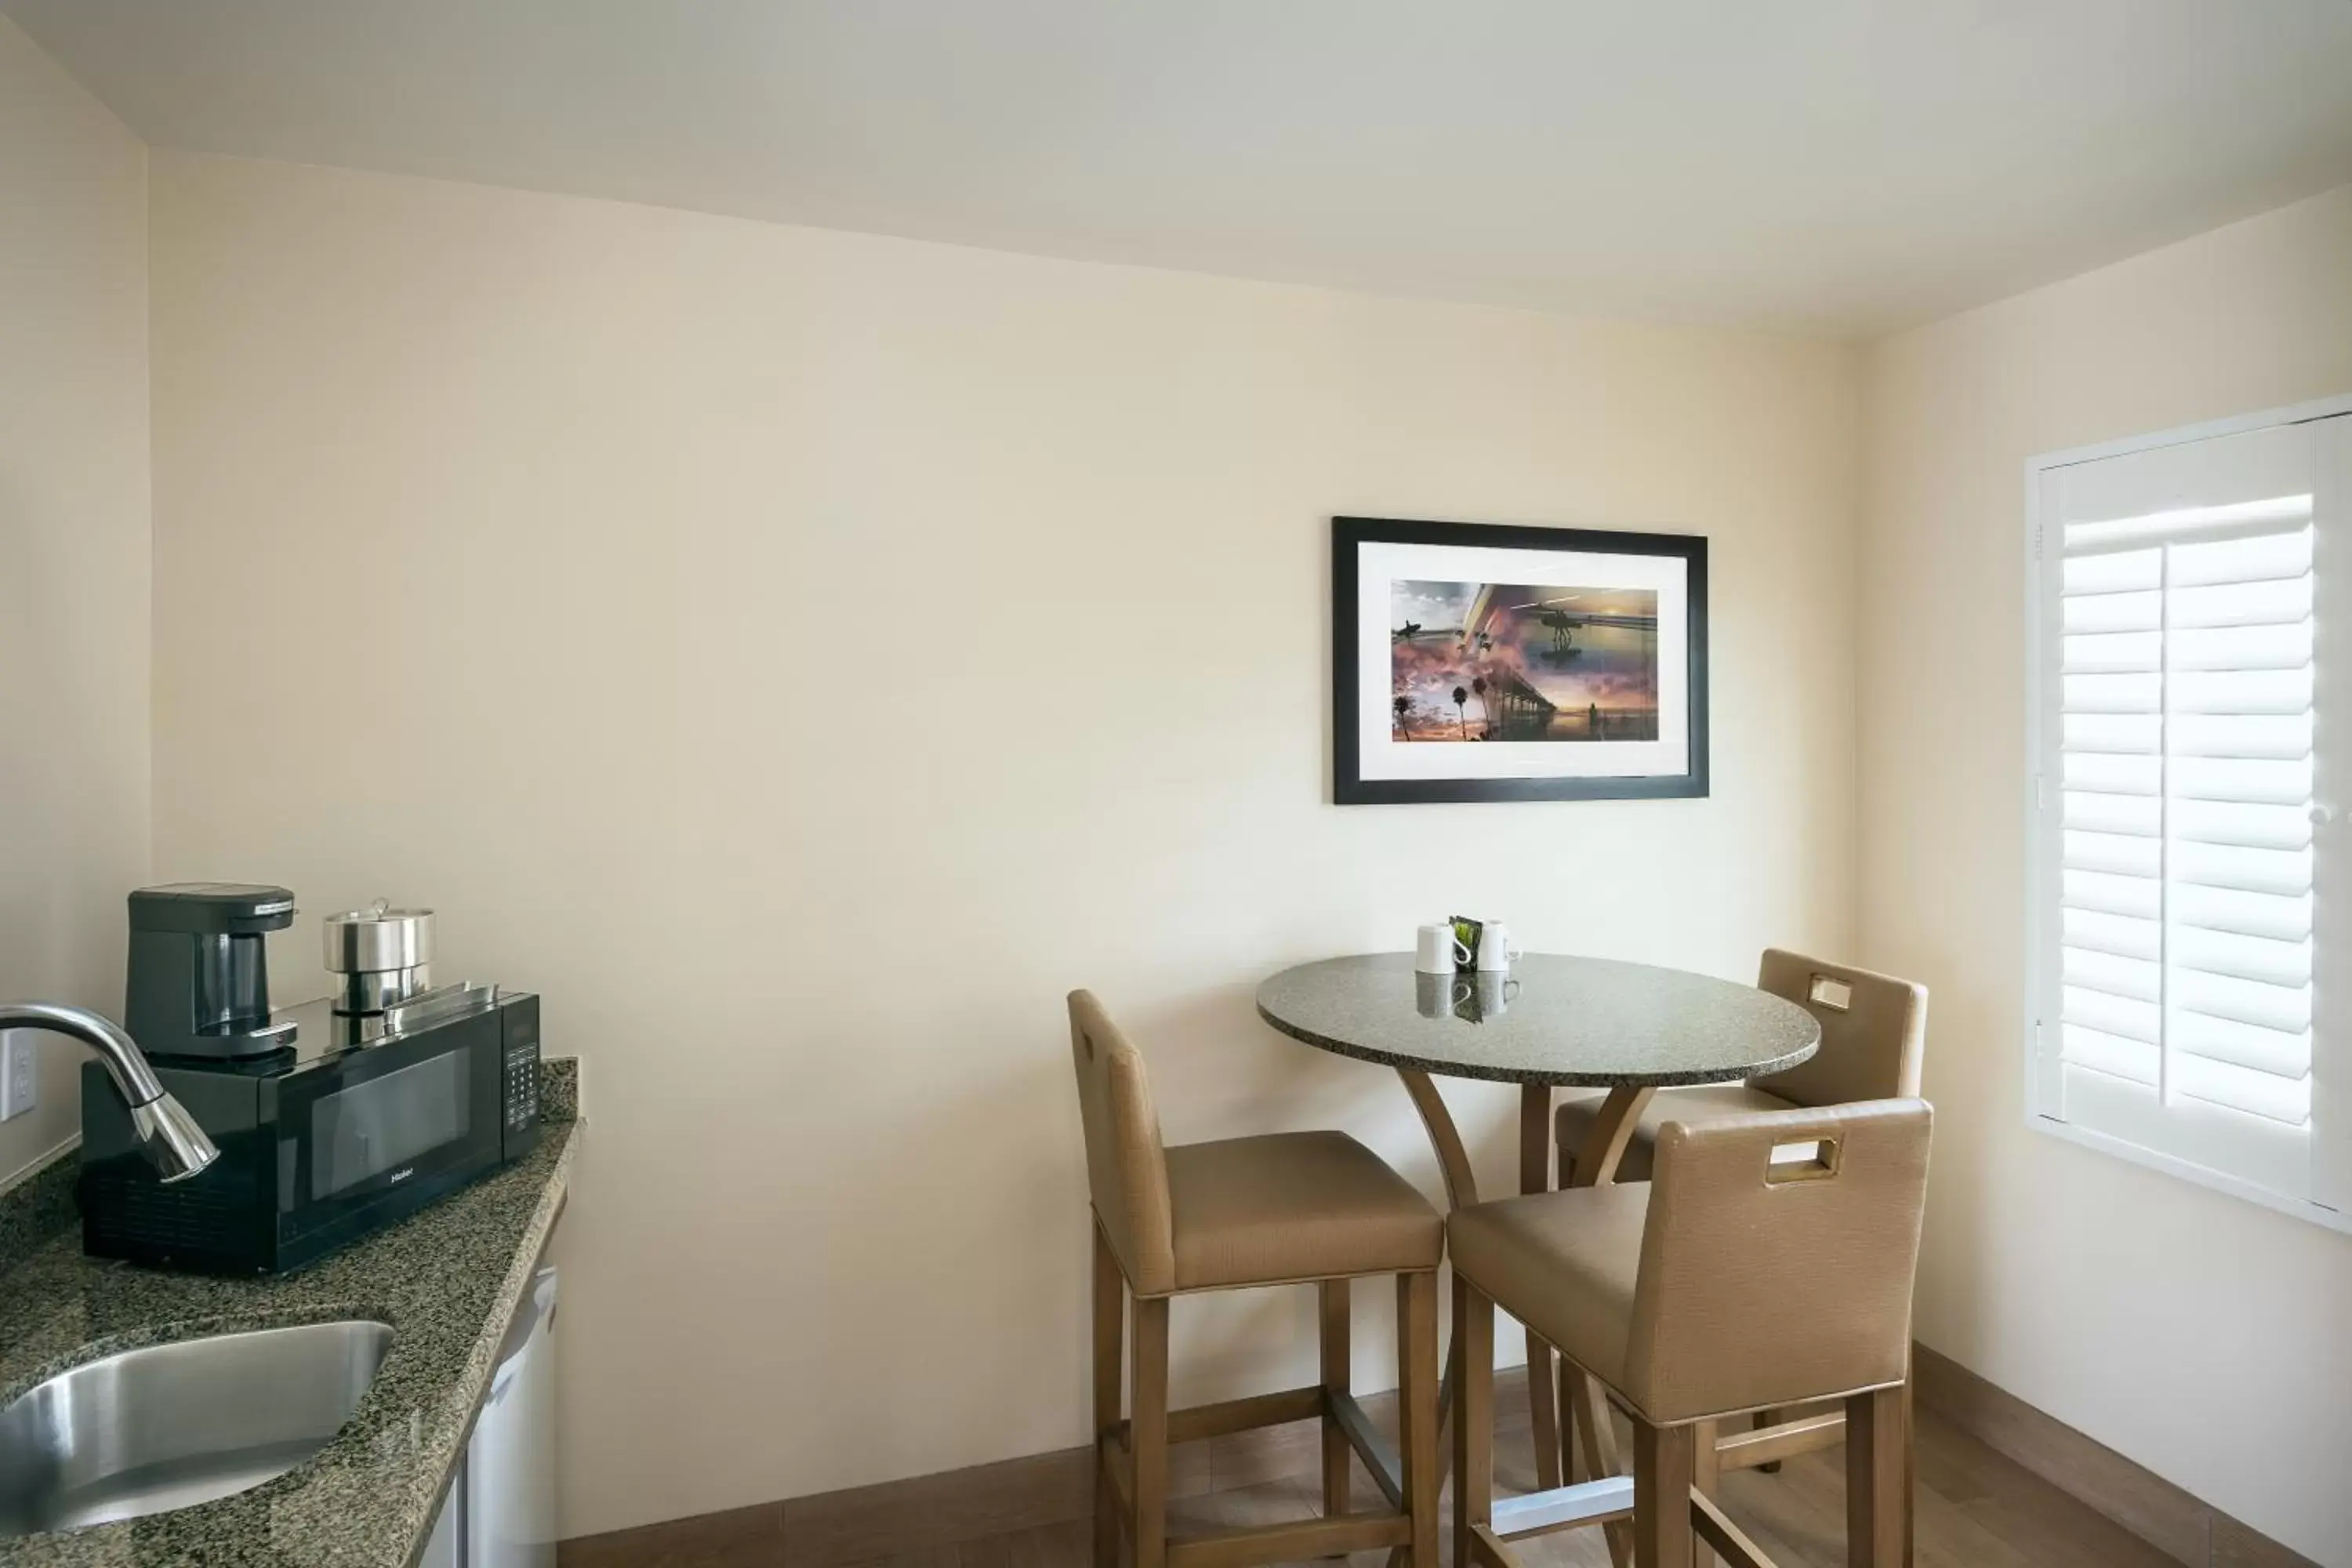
[1475,922,1523,972]
[1415,923,1472,975]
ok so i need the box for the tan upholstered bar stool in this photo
[1555,949,1927,1185]
[1553,949,1928,1506]
[1451,1100,1933,1568]
[1070,991,1445,1568]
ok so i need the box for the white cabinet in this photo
[419,1267,560,1568]
[419,1480,463,1568]
[469,1268,560,1568]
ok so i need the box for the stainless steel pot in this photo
[322,902,434,1014]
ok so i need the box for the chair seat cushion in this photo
[1554,1083,1797,1182]
[1164,1131,1443,1292]
[1447,1185,1650,1392]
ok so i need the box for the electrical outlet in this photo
[0,1032,35,1122]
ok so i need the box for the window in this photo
[2026,399,2352,1229]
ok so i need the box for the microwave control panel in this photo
[504,1044,537,1128]
[499,993,543,1152]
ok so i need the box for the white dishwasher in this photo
[421,1267,559,1568]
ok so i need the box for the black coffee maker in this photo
[124,883,300,1059]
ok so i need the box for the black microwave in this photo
[80,989,540,1273]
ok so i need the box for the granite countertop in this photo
[1256,953,1820,1086]
[0,1059,582,1568]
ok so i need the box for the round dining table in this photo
[1254,951,1820,1539]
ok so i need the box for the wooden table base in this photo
[1394,1070,1653,1568]
[1550,1083,1650,1568]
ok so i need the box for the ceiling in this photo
[9,0,2352,336]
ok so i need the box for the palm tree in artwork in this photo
[1452,686,1469,739]
[1472,676,1489,739]
[1393,694,1411,739]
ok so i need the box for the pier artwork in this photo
[1390,579,1659,742]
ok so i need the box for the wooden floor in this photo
[837,1399,2180,1568]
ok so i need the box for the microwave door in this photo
[282,1022,505,1243]
[313,1049,471,1199]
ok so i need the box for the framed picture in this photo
[1331,516,1708,804]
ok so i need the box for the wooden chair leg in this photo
[1630,1417,1696,1568]
[1569,1367,1633,1568]
[1319,1278,1352,1515]
[1691,1418,1720,1568]
[1451,1272,1494,1568]
[1397,1272,1439,1568]
[1131,1295,1170,1568]
[1752,1407,1783,1473]
[1553,1145,1577,1486]
[1846,1385,1905,1568]
[1904,1377,1916,1568]
[1519,1087,1563,1491]
[1091,1225,1125,1568]
[1096,1453,1120,1568]
[1555,1356,1578,1491]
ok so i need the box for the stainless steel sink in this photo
[0,1319,394,1537]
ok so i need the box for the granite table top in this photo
[0,1058,581,1567]
[1256,953,1820,1087]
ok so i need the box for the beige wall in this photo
[0,17,151,1181]
[1860,183,2352,1564]
[147,151,1862,1538]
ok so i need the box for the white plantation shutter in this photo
[2029,408,2352,1226]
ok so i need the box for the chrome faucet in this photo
[0,1002,219,1182]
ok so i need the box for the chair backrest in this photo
[1068,990,1177,1296]
[1621,1098,1931,1425]
[1748,948,1926,1108]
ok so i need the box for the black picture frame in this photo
[1331,516,1709,804]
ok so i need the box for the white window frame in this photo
[2024,392,2352,1234]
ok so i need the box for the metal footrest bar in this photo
[1489,1475,1637,1539]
